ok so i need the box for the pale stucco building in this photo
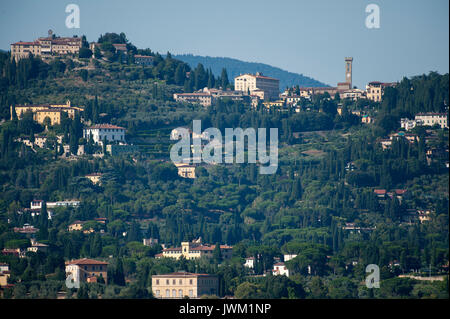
[234,73,279,101]
[156,241,233,260]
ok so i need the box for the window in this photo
[173,279,176,285]
[172,289,176,298]
[189,279,193,285]
[156,279,159,285]
[166,289,170,297]
[189,290,193,297]
[179,289,183,297]
[179,279,182,285]
[166,279,169,285]
[155,290,160,297]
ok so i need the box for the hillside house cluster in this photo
[11,30,82,62]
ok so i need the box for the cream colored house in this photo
[65,258,108,284]
[175,163,196,179]
[156,241,233,260]
[173,93,213,107]
[85,173,103,185]
[152,272,219,299]
[68,220,84,231]
[234,73,279,101]
[415,113,448,129]
[27,239,49,253]
[340,89,366,101]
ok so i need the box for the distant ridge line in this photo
[172,54,328,90]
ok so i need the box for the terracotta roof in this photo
[237,73,278,81]
[12,41,39,45]
[65,258,108,266]
[416,112,447,116]
[32,243,48,247]
[176,93,211,97]
[273,262,285,266]
[87,124,126,130]
[164,247,182,252]
[85,173,103,177]
[70,220,85,225]
[152,271,215,278]
[15,104,52,108]
[374,189,386,194]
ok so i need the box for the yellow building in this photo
[11,100,83,125]
[234,73,279,101]
[175,163,196,179]
[366,82,396,102]
[68,220,84,232]
[152,272,219,299]
[0,263,10,287]
[85,173,103,185]
[156,241,233,260]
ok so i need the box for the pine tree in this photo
[220,68,229,89]
[290,178,303,202]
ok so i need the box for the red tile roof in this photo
[12,41,39,45]
[152,271,215,278]
[65,258,109,266]
[87,124,126,130]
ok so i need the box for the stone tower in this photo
[345,57,353,88]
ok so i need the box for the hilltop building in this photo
[281,57,353,101]
[11,30,83,62]
[234,72,279,101]
[151,272,218,299]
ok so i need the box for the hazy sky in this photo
[0,0,448,88]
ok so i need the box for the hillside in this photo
[172,54,327,90]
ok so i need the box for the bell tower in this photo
[345,57,353,88]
